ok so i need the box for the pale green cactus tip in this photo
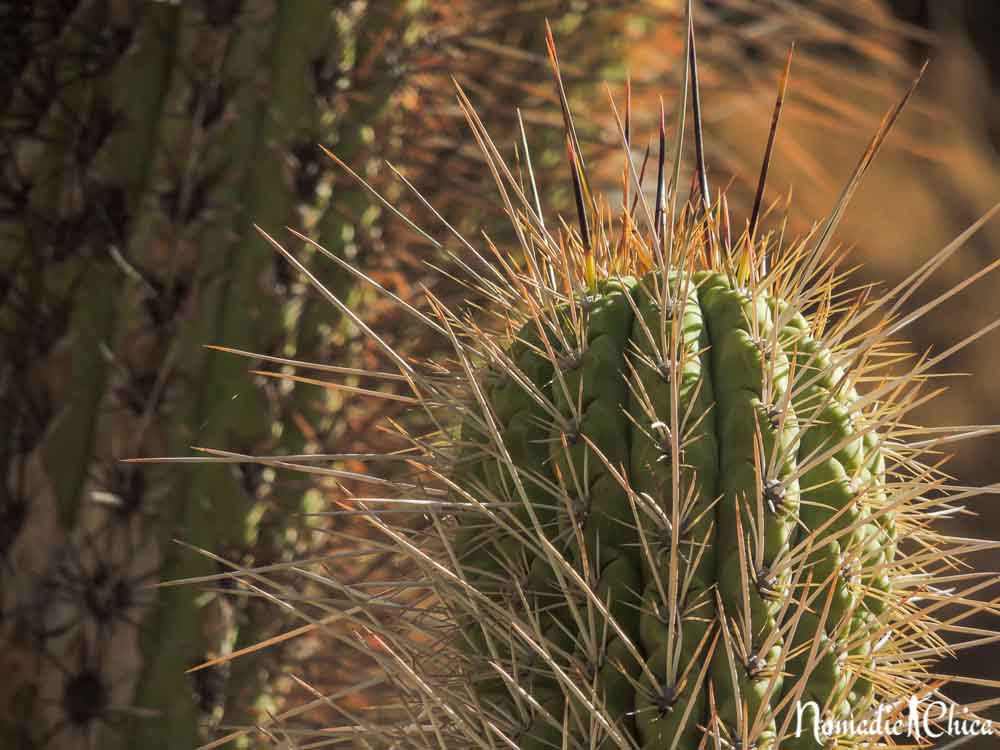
[162,19,1000,750]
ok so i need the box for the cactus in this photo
[6,3,994,749]
[1,2,415,747]
[202,18,1000,750]
[0,3,648,745]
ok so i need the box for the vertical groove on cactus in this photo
[45,1,180,532]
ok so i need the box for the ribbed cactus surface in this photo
[454,265,893,749]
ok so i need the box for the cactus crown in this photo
[179,16,999,750]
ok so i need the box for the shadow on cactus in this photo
[143,17,1000,750]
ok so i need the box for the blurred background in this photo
[2,1,998,748]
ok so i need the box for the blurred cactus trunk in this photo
[1,1,411,747]
[1,1,621,744]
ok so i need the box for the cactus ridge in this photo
[451,254,895,750]
[173,23,1000,750]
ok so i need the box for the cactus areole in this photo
[226,22,1000,750]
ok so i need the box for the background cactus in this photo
[1,2,420,746]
